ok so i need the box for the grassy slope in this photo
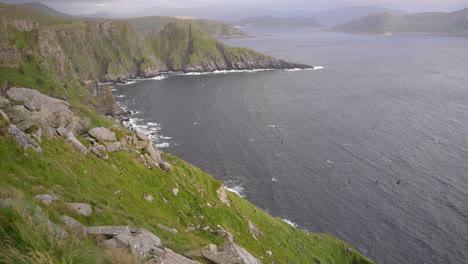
[0,117,374,264]
[125,16,248,39]
[237,16,322,28]
[332,8,468,35]
[0,3,374,263]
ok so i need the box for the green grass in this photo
[0,126,375,264]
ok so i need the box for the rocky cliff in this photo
[149,22,311,72]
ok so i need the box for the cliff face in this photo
[149,22,311,72]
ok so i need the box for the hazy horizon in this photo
[2,0,467,16]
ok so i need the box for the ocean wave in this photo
[225,185,246,197]
[284,66,324,72]
[281,218,298,227]
[156,142,170,148]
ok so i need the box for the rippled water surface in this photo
[114,29,468,264]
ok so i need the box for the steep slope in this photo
[16,2,74,18]
[332,8,468,35]
[148,22,311,72]
[237,16,322,28]
[125,16,249,39]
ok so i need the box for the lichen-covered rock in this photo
[112,228,163,259]
[201,242,263,264]
[88,127,116,142]
[8,124,42,152]
[7,87,72,116]
[60,215,86,235]
[86,226,132,237]
[149,248,203,264]
[66,203,92,216]
[105,141,121,152]
[65,132,87,155]
[216,185,230,207]
[34,194,59,206]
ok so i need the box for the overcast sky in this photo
[3,0,468,15]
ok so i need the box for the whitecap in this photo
[281,218,298,227]
[225,185,246,197]
[156,142,170,148]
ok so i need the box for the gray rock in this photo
[145,143,161,164]
[56,127,69,137]
[66,133,87,155]
[0,97,10,109]
[8,124,42,152]
[0,109,9,122]
[7,87,71,114]
[66,203,92,216]
[149,248,202,264]
[102,238,119,248]
[7,105,30,124]
[34,194,59,206]
[160,160,172,172]
[216,185,230,207]
[172,188,179,197]
[88,127,116,142]
[60,215,86,235]
[158,223,178,234]
[217,229,235,242]
[90,146,103,158]
[136,132,149,141]
[105,142,121,152]
[66,116,90,135]
[112,228,163,259]
[201,242,263,264]
[83,136,96,144]
[129,133,150,150]
[35,206,68,240]
[248,221,261,238]
[86,226,132,238]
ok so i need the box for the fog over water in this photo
[114,29,468,264]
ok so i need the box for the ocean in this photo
[113,28,468,264]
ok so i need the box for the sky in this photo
[2,0,467,15]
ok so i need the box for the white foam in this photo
[313,66,324,70]
[115,95,126,98]
[281,218,298,228]
[156,143,170,148]
[225,185,246,197]
[284,66,323,72]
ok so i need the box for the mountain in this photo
[15,2,74,18]
[237,16,322,28]
[0,2,376,264]
[148,22,309,72]
[332,7,468,35]
[134,5,272,22]
[311,6,406,27]
[125,16,249,39]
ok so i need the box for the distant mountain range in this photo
[12,2,248,38]
[310,6,406,27]
[237,16,322,28]
[332,7,468,35]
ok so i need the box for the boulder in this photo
[34,194,59,206]
[149,248,202,264]
[201,242,263,264]
[158,223,178,234]
[7,87,71,114]
[217,229,235,242]
[112,228,163,259]
[0,109,9,122]
[66,203,92,216]
[0,96,10,109]
[35,206,68,240]
[129,132,150,150]
[8,124,42,152]
[216,185,230,207]
[66,132,88,155]
[56,127,68,137]
[60,215,86,235]
[248,221,261,238]
[160,160,172,171]
[88,127,116,142]
[86,226,132,238]
[145,143,161,164]
[66,116,90,135]
[6,105,30,124]
[105,142,121,152]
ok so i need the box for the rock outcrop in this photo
[201,242,263,264]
